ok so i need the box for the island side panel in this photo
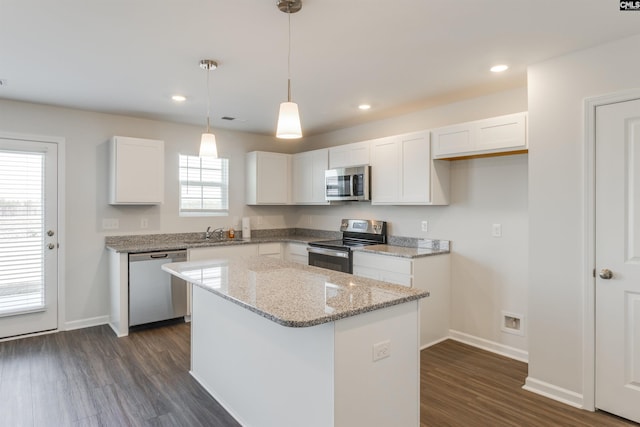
[191,285,335,427]
[334,301,420,427]
[415,253,451,348]
[108,250,129,337]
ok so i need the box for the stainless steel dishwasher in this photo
[128,250,188,327]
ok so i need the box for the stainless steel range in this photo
[307,219,387,273]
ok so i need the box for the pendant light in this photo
[199,59,219,158]
[276,0,303,139]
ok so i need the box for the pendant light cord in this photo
[206,68,211,132]
[287,8,292,102]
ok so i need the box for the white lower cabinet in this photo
[188,244,259,261]
[284,242,309,265]
[352,251,412,286]
[353,251,450,348]
[188,243,283,261]
[257,242,282,259]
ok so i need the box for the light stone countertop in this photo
[353,244,450,259]
[162,256,429,328]
[105,228,338,254]
[105,235,330,254]
[105,230,451,259]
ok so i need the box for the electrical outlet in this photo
[421,220,428,232]
[102,218,119,230]
[140,218,148,229]
[492,223,502,237]
[501,311,525,336]
[373,340,391,361]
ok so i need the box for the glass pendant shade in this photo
[199,132,218,158]
[276,101,302,139]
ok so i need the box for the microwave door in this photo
[352,174,362,199]
[325,174,352,200]
[349,175,355,198]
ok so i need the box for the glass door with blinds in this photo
[0,138,58,339]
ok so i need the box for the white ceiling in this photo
[1,1,639,137]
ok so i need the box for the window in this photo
[179,154,229,216]
[0,150,46,314]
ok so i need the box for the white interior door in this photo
[0,138,58,339]
[595,98,640,423]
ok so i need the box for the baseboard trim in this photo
[0,328,58,343]
[64,315,109,331]
[523,377,584,409]
[448,329,529,363]
[420,336,449,350]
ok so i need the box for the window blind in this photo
[179,155,229,216]
[0,150,45,316]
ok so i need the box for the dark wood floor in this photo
[0,323,239,426]
[0,324,637,426]
[421,340,637,427]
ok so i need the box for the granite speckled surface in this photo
[354,241,450,259]
[105,230,451,259]
[105,228,340,253]
[162,256,429,328]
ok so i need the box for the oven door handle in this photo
[307,247,350,259]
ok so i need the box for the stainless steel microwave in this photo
[325,165,371,201]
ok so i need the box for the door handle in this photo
[47,230,55,237]
[47,243,55,250]
[598,268,613,280]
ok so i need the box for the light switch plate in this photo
[492,223,502,237]
[102,218,119,230]
[373,340,391,361]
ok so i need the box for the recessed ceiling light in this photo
[171,95,186,102]
[490,64,509,73]
[358,104,371,110]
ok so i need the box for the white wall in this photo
[0,99,297,324]
[527,33,640,401]
[0,84,529,351]
[295,87,530,353]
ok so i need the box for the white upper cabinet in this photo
[431,112,527,160]
[292,148,329,205]
[371,131,449,205]
[246,151,291,205]
[109,136,164,205]
[370,137,399,204]
[328,141,371,168]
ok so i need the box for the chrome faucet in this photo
[205,226,224,240]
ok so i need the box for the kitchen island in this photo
[162,256,429,427]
